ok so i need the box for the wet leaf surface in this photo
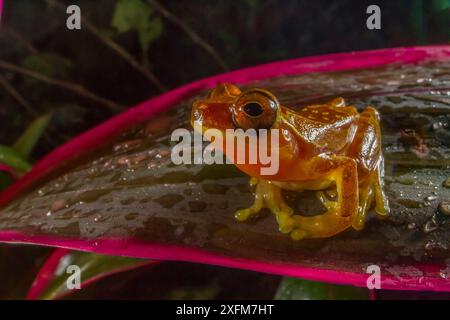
[0,60,449,288]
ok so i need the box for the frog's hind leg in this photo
[373,159,390,217]
[235,178,295,234]
[352,159,390,230]
[352,181,375,230]
[290,157,359,240]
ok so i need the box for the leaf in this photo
[0,172,13,192]
[0,47,449,292]
[112,0,153,33]
[0,145,32,172]
[29,249,153,300]
[410,0,425,43]
[139,17,163,54]
[431,0,450,37]
[167,284,220,300]
[13,114,52,158]
[22,53,73,79]
[112,0,163,57]
[0,245,51,299]
[431,0,450,12]
[275,277,370,300]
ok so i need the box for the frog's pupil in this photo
[243,102,263,117]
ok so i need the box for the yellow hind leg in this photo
[373,160,390,217]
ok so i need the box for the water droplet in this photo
[117,157,130,166]
[433,122,443,130]
[438,201,450,216]
[174,226,184,236]
[113,139,142,152]
[425,195,437,202]
[444,177,450,189]
[50,199,67,212]
[423,219,439,233]
[407,222,416,230]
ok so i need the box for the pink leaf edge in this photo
[1,46,450,292]
[2,231,449,292]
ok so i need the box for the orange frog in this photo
[191,83,389,240]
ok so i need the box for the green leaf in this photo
[39,251,149,300]
[431,0,450,12]
[112,0,153,33]
[139,17,163,54]
[112,0,163,58]
[0,172,13,191]
[410,0,425,43]
[275,277,370,300]
[13,114,52,158]
[167,283,220,300]
[0,145,32,172]
[22,53,73,79]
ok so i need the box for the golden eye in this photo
[231,89,279,130]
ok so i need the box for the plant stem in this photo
[4,28,39,54]
[148,0,228,71]
[0,74,39,118]
[0,60,124,112]
[46,0,166,92]
[0,74,60,146]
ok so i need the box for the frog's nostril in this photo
[243,102,264,117]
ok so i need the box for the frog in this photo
[191,83,389,240]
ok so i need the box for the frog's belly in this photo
[272,179,334,191]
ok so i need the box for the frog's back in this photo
[283,103,359,152]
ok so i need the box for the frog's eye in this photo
[231,89,279,130]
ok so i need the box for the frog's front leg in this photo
[235,178,295,234]
[290,157,359,240]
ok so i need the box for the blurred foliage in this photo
[112,0,163,65]
[0,172,13,191]
[410,0,450,43]
[22,53,73,79]
[1,0,449,154]
[275,277,370,300]
[0,145,31,172]
[0,245,52,299]
[37,251,148,300]
[167,283,220,300]
[13,113,52,158]
[0,113,51,190]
